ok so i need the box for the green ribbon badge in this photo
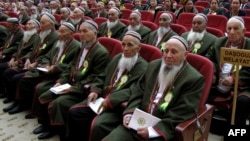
[81,60,88,74]
[160,42,166,52]
[159,91,173,112]
[116,75,128,90]
[192,42,202,54]
[40,43,47,50]
[59,54,65,64]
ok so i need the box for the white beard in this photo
[128,24,141,31]
[107,20,118,29]
[30,14,38,19]
[39,29,52,42]
[72,18,81,25]
[118,54,138,71]
[23,29,37,43]
[157,26,170,37]
[51,9,57,14]
[55,40,65,48]
[158,60,183,91]
[187,30,205,46]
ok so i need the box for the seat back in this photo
[194,5,205,13]
[119,19,130,26]
[207,15,227,33]
[176,13,196,31]
[194,1,210,8]
[120,9,132,19]
[141,21,158,31]
[124,3,134,9]
[94,17,108,28]
[186,53,213,108]
[242,16,250,32]
[98,37,123,58]
[206,27,224,37]
[245,31,250,38]
[140,10,154,22]
[72,33,80,41]
[139,43,162,62]
[53,14,61,23]
[154,11,176,25]
[3,11,18,18]
[243,9,250,16]
[170,23,188,36]
[0,21,8,28]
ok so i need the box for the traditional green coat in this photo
[85,9,93,18]
[1,28,24,62]
[10,33,40,71]
[86,54,148,141]
[182,31,217,56]
[24,30,59,78]
[0,13,9,21]
[122,24,151,44]
[206,37,250,93]
[146,29,178,50]
[93,10,108,18]
[19,13,30,25]
[103,59,204,141]
[98,21,127,40]
[0,25,9,47]
[38,42,110,125]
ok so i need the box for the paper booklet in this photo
[36,67,49,72]
[89,97,105,115]
[49,83,71,94]
[128,108,161,130]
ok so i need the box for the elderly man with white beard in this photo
[101,36,204,141]
[1,13,59,110]
[122,10,151,43]
[71,6,86,32]
[0,19,40,100]
[66,31,148,141]
[98,7,127,40]
[146,12,177,51]
[181,13,216,56]
[60,7,74,25]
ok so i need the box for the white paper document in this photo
[89,97,104,114]
[36,67,48,72]
[128,108,161,130]
[49,83,71,94]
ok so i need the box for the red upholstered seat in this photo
[176,53,214,141]
[0,21,8,28]
[141,21,158,31]
[139,43,162,62]
[124,3,134,9]
[194,1,210,8]
[3,11,18,18]
[176,13,196,31]
[119,19,130,26]
[170,23,188,36]
[207,15,227,33]
[154,11,176,25]
[242,16,250,32]
[93,17,108,28]
[194,5,205,13]
[120,9,132,19]
[140,10,154,22]
[245,32,250,38]
[72,33,80,41]
[98,37,123,58]
[206,27,224,37]
[53,14,61,24]
[243,9,250,16]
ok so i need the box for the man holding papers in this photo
[66,31,148,141]
[30,20,110,140]
[102,36,204,141]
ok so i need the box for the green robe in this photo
[87,54,148,141]
[0,25,9,47]
[103,59,204,141]
[24,30,59,78]
[0,13,9,21]
[98,21,127,40]
[85,9,93,18]
[1,28,24,62]
[38,42,110,125]
[122,24,151,44]
[146,29,177,50]
[11,33,40,71]
[182,31,217,56]
[93,10,108,18]
[19,13,30,25]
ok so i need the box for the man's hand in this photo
[221,76,234,86]
[87,92,98,105]
[8,58,15,67]
[97,99,108,113]
[47,65,56,73]
[27,62,37,70]
[123,115,131,129]
[53,82,61,87]
[24,59,31,69]
[137,128,149,140]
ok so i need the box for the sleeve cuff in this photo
[148,126,161,138]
